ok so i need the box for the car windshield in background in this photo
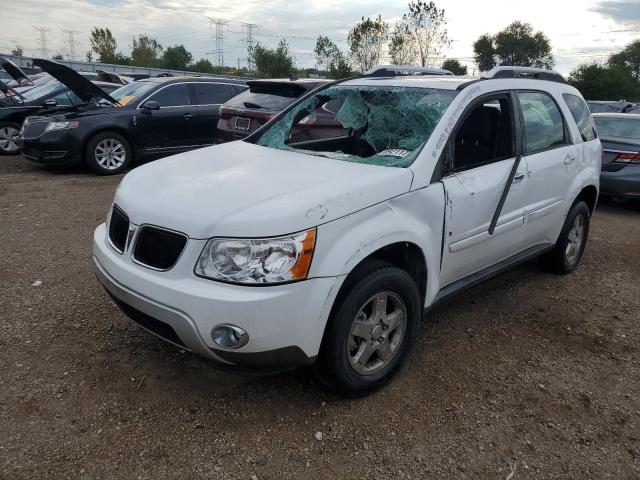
[225,84,305,111]
[594,116,640,139]
[254,85,457,168]
[105,81,157,106]
[19,81,63,102]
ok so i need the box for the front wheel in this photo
[85,131,132,175]
[540,201,591,274]
[315,262,421,397]
[0,122,21,155]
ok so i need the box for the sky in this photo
[1,0,639,75]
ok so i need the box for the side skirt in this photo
[429,243,554,310]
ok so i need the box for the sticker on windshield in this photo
[379,149,410,158]
[117,95,135,107]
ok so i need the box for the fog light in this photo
[211,324,249,349]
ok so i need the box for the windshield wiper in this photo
[243,101,265,110]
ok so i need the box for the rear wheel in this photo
[85,131,132,175]
[540,201,590,274]
[0,122,21,155]
[315,262,421,397]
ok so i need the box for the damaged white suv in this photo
[94,67,600,396]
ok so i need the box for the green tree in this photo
[608,40,640,80]
[388,21,416,65]
[191,58,215,74]
[348,15,389,72]
[10,44,24,57]
[314,36,341,73]
[473,21,553,72]
[52,53,64,60]
[131,34,163,68]
[90,27,118,63]
[162,45,192,70]
[85,50,93,62]
[568,62,640,101]
[441,58,467,75]
[252,40,295,78]
[403,1,450,67]
[328,53,353,79]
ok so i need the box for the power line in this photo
[241,23,259,70]
[62,29,81,60]
[207,17,228,67]
[33,26,51,58]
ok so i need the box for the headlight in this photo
[195,228,316,284]
[44,121,79,133]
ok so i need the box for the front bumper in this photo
[600,164,640,199]
[93,223,339,368]
[18,131,82,165]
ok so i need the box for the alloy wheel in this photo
[95,138,126,170]
[565,214,585,263]
[0,126,20,153]
[347,291,407,375]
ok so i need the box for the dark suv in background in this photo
[216,78,331,142]
[20,71,246,174]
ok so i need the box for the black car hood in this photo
[33,58,118,104]
[0,57,33,86]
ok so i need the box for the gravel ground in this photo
[1,155,639,480]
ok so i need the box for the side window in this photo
[563,94,597,142]
[451,95,515,172]
[148,84,191,107]
[517,92,566,153]
[193,83,234,105]
[51,91,80,106]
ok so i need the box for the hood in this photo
[32,59,118,104]
[115,142,414,238]
[0,57,33,86]
[96,70,129,85]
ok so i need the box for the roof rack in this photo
[483,66,566,83]
[361,64,454,78]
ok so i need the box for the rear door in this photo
[135,83,199,153]
[191,82,242,146]
[515,91,580,245]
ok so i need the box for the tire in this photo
[539,201,590,274]
[315,261,422,397]
[0,122,21,155]
[85,131,132,175]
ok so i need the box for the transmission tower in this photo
[242,23,260,71]
[62,30,81,60]
[33,26,52,58]
[207,17,228,67]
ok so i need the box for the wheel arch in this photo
[83,127,136,163]
[573,184,598,213]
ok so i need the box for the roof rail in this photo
[483,66,566,83]
[361,64,454,78]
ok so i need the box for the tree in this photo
[328,53,353,79]
[10,44,24,57]
[52,53,64,60]
[348,15,389,72]
[569,62,640,101]
[191,58,215,74]
[473,21,553,72]
[90,27,118,63]
[314,36,341,73]
[131,34,163,68]
[252,40,295,78]
[162,45,192,70]
[608,40,640,80]
[442,58,467,75]
[388,22,416,65]
[85,50,93,62]
[403,1,450,67]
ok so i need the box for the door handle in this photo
[512,173,525,183]
[564,155,576,165]
[183,113,193,120]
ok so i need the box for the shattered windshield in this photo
[253,85,457,167]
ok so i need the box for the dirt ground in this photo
[0,155,639,480]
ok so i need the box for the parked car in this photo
[0,68,120,155]
[587,100,637,114]
[93,67,600,397]
[593,113,640,200]
[0,57,35,88]
[362,64,454,77]
[20,62,247,173]
[216,78,331,142]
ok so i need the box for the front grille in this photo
[21,119,49,139]
[107,291,186,348]
[108,206,129,253]
[133,226,187,270]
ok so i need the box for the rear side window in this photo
[193,83,236,105]
[563,94,597,142]
[149,83,191,107]
[517,92,566,153]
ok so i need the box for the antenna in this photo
[33,26,52,58]
[241,23,260,71]
[62,30,81,60]
[207,17,228,68]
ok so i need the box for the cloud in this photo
[591,1,640,23]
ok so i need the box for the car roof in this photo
[342,75,473,90]
[249,78,333,85]
[140,76,247,85]
[592,113,640,118]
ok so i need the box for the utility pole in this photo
[33,26,52,58]
[207,17,228,68]
[62,30,81,60]
[241,23,259,71]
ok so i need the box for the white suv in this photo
[93,67,601,396]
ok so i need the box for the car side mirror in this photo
[42,99,57,108]
[141,100,160,111]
